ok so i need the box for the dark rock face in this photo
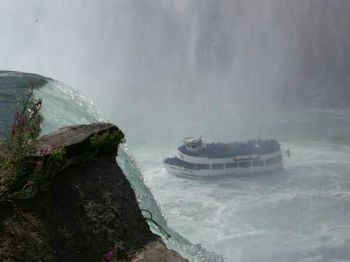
[37,122,124,158]
[37,123,120,151]
[0,123,187,261]
[130,240,188,262]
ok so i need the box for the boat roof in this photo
[179,139,280,158]
[183,136,202,144]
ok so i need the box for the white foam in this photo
[134,142,350,262]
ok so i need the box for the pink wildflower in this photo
[26,180,34,187]
[40,147,50,156]
[105,244,122,262]
[105,249,115,262]
[16,113,27,125]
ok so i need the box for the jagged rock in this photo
[0,123,186,261]
[130,240,188,262]
[37,123,120,152]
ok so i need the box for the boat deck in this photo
[178,139,280,159]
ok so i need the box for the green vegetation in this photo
[28,146,66,197]
[0,87,125,200]
[0,87,43,200]
[90,129,125,156]
[0,86,71,199]
[50,146,66,161]
[0,86,67,199]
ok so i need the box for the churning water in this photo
[129,108,350,262]
[2,72,350,261]
[133,140,350,262]
[19,73,224,262]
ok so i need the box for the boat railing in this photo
[165,153,282,171]
[179,139,280,158]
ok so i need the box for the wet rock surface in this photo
[0,123,186,261]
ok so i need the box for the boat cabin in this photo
[183,137,204,153]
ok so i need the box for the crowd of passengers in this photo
[179,139,280,158]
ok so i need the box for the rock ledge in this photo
[0,123,187,262]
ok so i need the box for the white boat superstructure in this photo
[164,137,283,178]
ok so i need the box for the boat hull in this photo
[164,161,283,178]
[164,150,284,178]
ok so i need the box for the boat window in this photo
[212,163,224,169]
[253,160,264,166]
[225,162,238,168]
[265,158,273,166]
[194,164,210,170]
[239,161,251,168]
[183,161,195,170]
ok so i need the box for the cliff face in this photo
[0,123,187,262]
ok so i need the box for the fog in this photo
[3,2,350,261]
[1,0,350,144]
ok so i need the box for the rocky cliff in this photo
[0,123,187,262]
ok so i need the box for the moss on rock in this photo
[0,123,186,261]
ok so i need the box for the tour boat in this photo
[164,137,283,177]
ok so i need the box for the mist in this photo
[3,2,350,261]
[1,0,350,144]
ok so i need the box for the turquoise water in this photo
[0,72,224,261]
[133,141,350,262]
[0,71,47,138]
[3,72,350,261]
[123,100,350,262]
